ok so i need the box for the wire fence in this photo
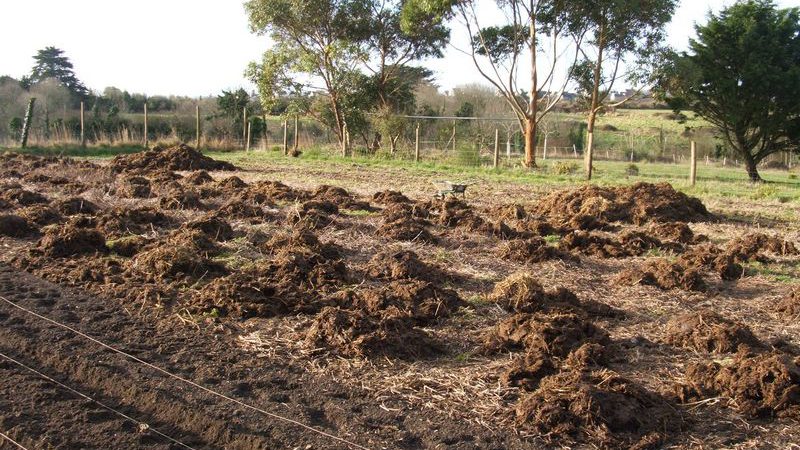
[4,109,796,170]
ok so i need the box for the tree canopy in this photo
[657,0,800,181]
[23,47,90,102]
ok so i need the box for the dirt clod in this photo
[0,214,37,237]
[110,143,237,173]
[38,224,108,258]
[616,259,706,291]
[665,310,762,353]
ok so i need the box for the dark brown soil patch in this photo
[261,229,342,261]
[486,312,610,358]
[1,188,49,206]
[648,222,697,244]
[488,273,619,317]
[678,243,744,281]
[724,233,799,263]
[349,280,463,325]
[313,185,372,210]
[53,196,99,215]
[535,182,711,226]
[664,310,762,353]
[305,307,442,359]
[676,350,800,418]
[115,175,152,198]
[244,180,308,203]
[616,259,706,291]
[183,170,214,185]
[499,237,567,263]
[131,240,225,281]
[109,143,237,173]
[776,289,800,316]
[107,235,152,257]
[0,214,37,237]
[372,190,411,204]
[517,369,678,447]
[364,249,446,282]
[158,183,204,210]
[16,205,63,226]
[37,224,108,258]
[287,201,337,229]
[377,203,435,243]
[182,214,235,241]
[94,207,171,237]
[431,197,520,238]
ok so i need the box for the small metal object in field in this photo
[432,180,475,199]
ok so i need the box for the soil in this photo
[109,143,237,173]
[516,369,679,448]
[2,150,800,449]
[776,289,800,316]
[676,349,800,418]
[664,310,762,353]
[0,214,37,237]
[535,182,712,226]
[616,258,706,291]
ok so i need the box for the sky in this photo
[0,0,797,97]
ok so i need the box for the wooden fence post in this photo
[80,101,86,148]
[414,123,420,163]
[143,103,148,148]
[195,105,201,149]
[493,128,500,169]
[242,107,247,148]
[341,123,348,157]
[20,98,36,148]
[293,116,299,154]
[451,121,456,153]
[690,141,697,186]
[246,121,252,152]
[282,119,288,155]
[506,136,511,159]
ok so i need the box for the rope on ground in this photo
[0,351,197,450]
[0,295,372,450]
[0,431,29,450]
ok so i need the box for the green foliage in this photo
[9,117,22,136]
[552,161,578,175]
[657,0,800,181]
[626,163,640,176]
[24,47,89,102]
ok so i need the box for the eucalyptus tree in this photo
[571,0,677,179]
[402,0,588,167]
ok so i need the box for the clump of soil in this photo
[648,222,697,244]
[109,143,237,173]
[287,200,337,229]
[158,183,204,210]
[486,312,610,358]
[431,197,520,238]
[499,237,566,263]
[364,249,444,281]
[116,176,152,198]
[489,273,617,317]
[1,188,49,206]
[244,180,308,203]
[312,185,372,210]
[517,369,678,447]
[0,214,37,237]
[664,310,762,353]
[217,198,273,221]
[107,235,152,257]
[377,203,435,243]
[38,224,108,257]
[53,197,99,216]
[616,259,706,291]
[94,207,171,237]
[131,232,226,281]
[182,214,235,241]
[676,349,800,418]
[214,176,249,194]
[677,243,744,281]
[183,170,214,185]
[305,307,442,359]
[349,280,463,324]
[536,182,711,226]
[373,190,411,204]
[261,229,342,261]
[16,205,62,226]
[724,233,799,263]
[776,289,800,316]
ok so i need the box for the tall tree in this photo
[245,0,372,148]
[402,0,587,167]
[23,47,89,101]
[571,0,677,179]
[656,0,800,182]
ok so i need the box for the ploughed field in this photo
[0,145,799,449]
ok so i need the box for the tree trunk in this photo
[524,116,537,168]
[744,158,762,182]
[585,25,604,181]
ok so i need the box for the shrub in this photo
[552,161,578,175]
[626,164,640,176]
